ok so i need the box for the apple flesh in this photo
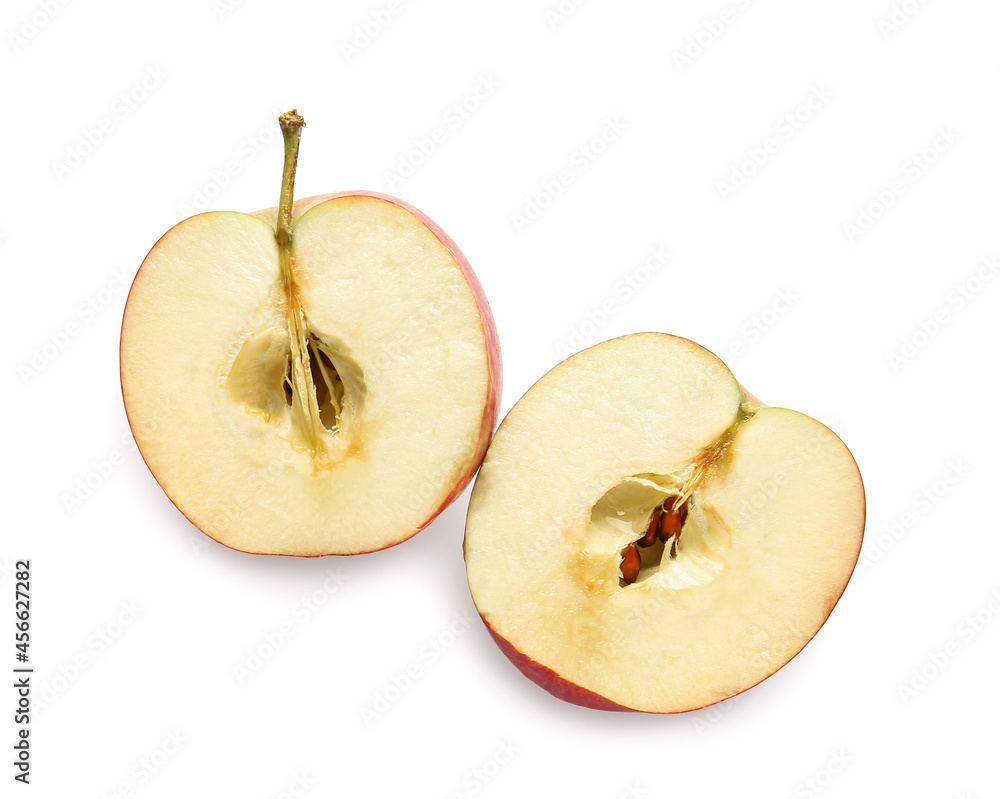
[121,113,500,555]
[464,333,864,713]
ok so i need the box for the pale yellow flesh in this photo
[122,196,490,555]
[464,334,864,713]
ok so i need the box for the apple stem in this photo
[274,110,325,459]
[276,110,306,252]
[676,404,756,506]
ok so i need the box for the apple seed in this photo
[638,508,663,547]
[658,508,682,542]
[620,543,641,584]
[656,495,688,543]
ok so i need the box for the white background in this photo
[3,0,999,796]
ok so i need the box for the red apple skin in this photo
[484,621,632,711]
[121,191,501,556]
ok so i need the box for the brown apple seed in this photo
[621,544,641,584]
[658,510,682,541]
[638,508,663,547]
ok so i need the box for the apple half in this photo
[464,333,864,712]
[121,111,501,555]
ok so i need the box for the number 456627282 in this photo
[14,559,30,662]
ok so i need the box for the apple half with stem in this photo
[121,111,501,555]
[464,333,864,712]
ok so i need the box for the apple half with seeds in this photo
[121,111,501,555]
[464,333,864,712]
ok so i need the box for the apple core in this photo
[227,325,367,465]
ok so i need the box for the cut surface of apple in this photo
[121,112,500,555]
[464,333,864,713]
